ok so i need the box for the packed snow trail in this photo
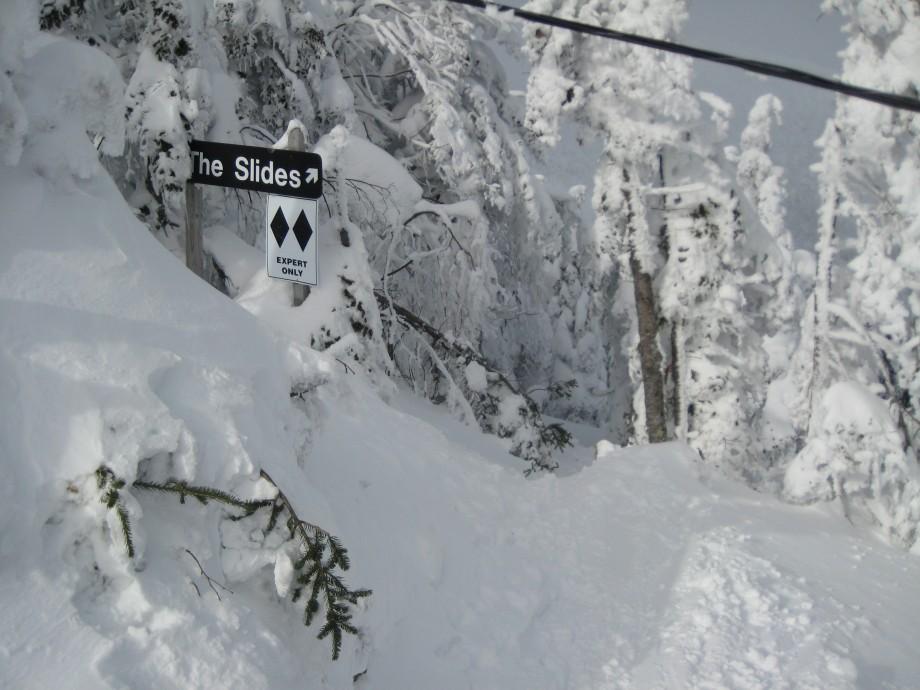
[307,394,920,690]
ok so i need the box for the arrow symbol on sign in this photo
[305,168,319,185]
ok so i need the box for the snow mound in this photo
[0,34,364,686]
[785,381,920,549]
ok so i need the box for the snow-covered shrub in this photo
[379,292,571,474]
[785,381,920,548]
[126,465,370,660]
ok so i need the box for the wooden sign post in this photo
[185,181,204,279]
[285,128,310,307]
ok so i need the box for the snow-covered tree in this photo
[524,0,703,444]
[655,97,774,480]
[42,0,209,244]
[657,186,766,476]
[786,0,920,547]
[327,1,603,421]
[734,95,797,342]
[216,0,351,141]
[789,122,843,434]
[40,0,574,471]
[728,95,806,469]
[829,0,920,456]
[524,2,785,477]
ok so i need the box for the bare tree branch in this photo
[183,548,233,601]
[404,211,474,266]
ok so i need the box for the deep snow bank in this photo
[0,30,366,688]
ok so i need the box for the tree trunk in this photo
[184,181,204,279]
[287,125,310,307]
[621,166,668,444]
[630,251,668,443]
[656,153,680,437]
[809,171,838,431]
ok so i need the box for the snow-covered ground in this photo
[2,126,920,689]
[321,394,920,690]
[2,13,920,690]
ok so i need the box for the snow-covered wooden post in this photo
[286,126,310,308]
[185,179,204,279]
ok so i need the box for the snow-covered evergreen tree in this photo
[524,1,792,477]
[655,98,773,480]
[789,122,843,435]
[786,0,920,547]
[327,1,603,423]
[524,0,702,444]
[41,0,209,245]
[829,0,920,457]
[734,95,797,343]
[728,95,804,470]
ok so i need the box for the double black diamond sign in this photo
[266,196,318,286]
[270,207,314,251]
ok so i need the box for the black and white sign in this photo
[190,140,322,199]
[266,195,318,286]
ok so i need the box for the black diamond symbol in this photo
[292,210,313,251]
[270,207,289,247]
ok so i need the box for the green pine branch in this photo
[91,465,371,661]
[541,423,573,452]
[132,478,273,517]
[116,502,135,559]
[96,466,135,559]
[260,469,371,660]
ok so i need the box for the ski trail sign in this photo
[266,195,318,286]
[189,140,322,199]
[186,138,322,290]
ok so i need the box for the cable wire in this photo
[444,0,920,114]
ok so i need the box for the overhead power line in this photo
[444,0,920,114]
